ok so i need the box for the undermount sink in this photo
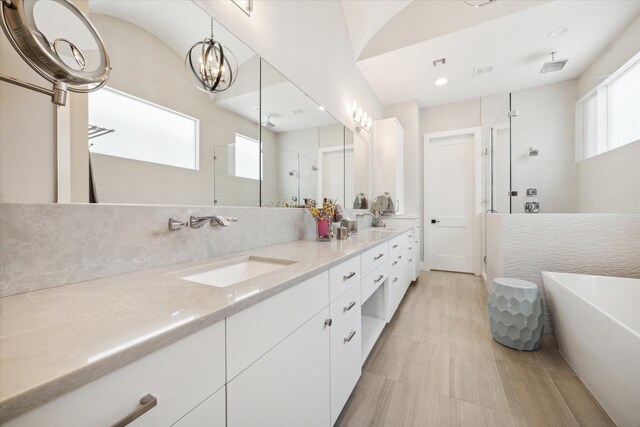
[177,256,297,288]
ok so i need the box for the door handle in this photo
[111,394,157,427]
[431,219,440,224]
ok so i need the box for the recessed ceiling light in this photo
[433,57,446,67]
[318,106,326,111]
[547,27,568,39]
[435,77,448,86]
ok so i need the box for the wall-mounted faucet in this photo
[190,215,238,228]
[168,215,238,231]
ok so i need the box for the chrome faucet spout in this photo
[189,215,238,228]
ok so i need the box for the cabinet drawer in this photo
[227,271,329,380]
[361,242,389,278]
[329,281,360,335]
[329,256,360,301]
[389,235,405,260]
[361,261,389,304]
[227,308,331,427]
[330,310,362,425]
[173,386,225,427]
[3,322,225,427]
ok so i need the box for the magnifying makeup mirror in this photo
[0,0,110,106]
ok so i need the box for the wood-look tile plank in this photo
[534,345,575,375]
[448,398,513,427]
[447,297,487,325]
[496,359,578,427]
[449,349,509,412]
[399,342,449,395]
[363,334,414,380]
[449,319,493,356]
[491,340,543,368]
[547,370,615,427]
[386,382,450,427]
[335,372,396,427]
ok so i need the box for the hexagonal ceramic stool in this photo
[488,278,543,351]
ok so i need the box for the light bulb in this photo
[352,101,358,117]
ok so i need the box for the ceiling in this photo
[348,0,640,108]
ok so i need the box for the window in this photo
[89,87,199,169]
[577,54,640,160]
[228,134,262,180]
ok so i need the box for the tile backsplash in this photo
[1,203,321,297]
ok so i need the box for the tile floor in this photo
[336,270,615,427]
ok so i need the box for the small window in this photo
[228,134,262,180]
[89,87,199,169]
[577,54,640,160]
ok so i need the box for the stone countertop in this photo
[0,226,412,422]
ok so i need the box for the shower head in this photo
[262,115,275,128]
[540,51,568,73]
[528,147,539,156]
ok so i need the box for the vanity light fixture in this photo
[435,77,448,86]
[351,101,372,133]
[185,18,238,93]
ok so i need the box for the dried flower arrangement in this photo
[305,199,337,223]
[263,200,304,208]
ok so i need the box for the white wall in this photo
[579,140,640,213]
[486,213,640,330]
[578,14,640,98]
[510,80,579,213]
[195,0,383,142]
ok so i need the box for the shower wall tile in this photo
[0,203,316,297]
[487,213,640,330]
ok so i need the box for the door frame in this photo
[423,127,482,275]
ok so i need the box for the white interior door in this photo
[425,129,479,273]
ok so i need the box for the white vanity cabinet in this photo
[384,216,421,281]
[2,321,226,427]
[373,118,404,215]
[227,308,331,427]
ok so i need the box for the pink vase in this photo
[316,220,329,239]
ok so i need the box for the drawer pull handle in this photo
[344,301,356,312]
[324,318,333,327]
[374,253,384,260]
[343,271,356,281]
[398,255,403,259]
[393,277,398,283]
[409,247,413,250]
[111,394,157,427]
[392,261,398,266]
[392,244,398,249]
[409,259,413,262]
[409,235,413,238]
[344,330,357,343]
[374,275,384,283]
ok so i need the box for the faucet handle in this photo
[168,218,188,231]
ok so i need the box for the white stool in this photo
[488,278,543,351]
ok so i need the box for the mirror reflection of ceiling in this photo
[216,62,339,133]
[88,0,256,65]
[341,0,640,107]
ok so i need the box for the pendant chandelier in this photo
[185,19,238,93]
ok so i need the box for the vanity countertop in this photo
[0,226,413,422]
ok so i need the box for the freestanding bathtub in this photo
[542,272,640,427]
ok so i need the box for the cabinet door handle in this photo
[374,253,384,261]
[374,275,384,283]
[343,271,356,281]
[344,301,356,312]
[392,244,398,249]
[393,277,398,283]
[409,247,413,250]
[408,235,413,238]
[344,330,357,343]
[409,259,413,262]
[324,318,333,327]
[398,255,402,259]
[392,260,398,266]
[111,394,157,427]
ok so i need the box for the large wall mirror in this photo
[43,0,351,209]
